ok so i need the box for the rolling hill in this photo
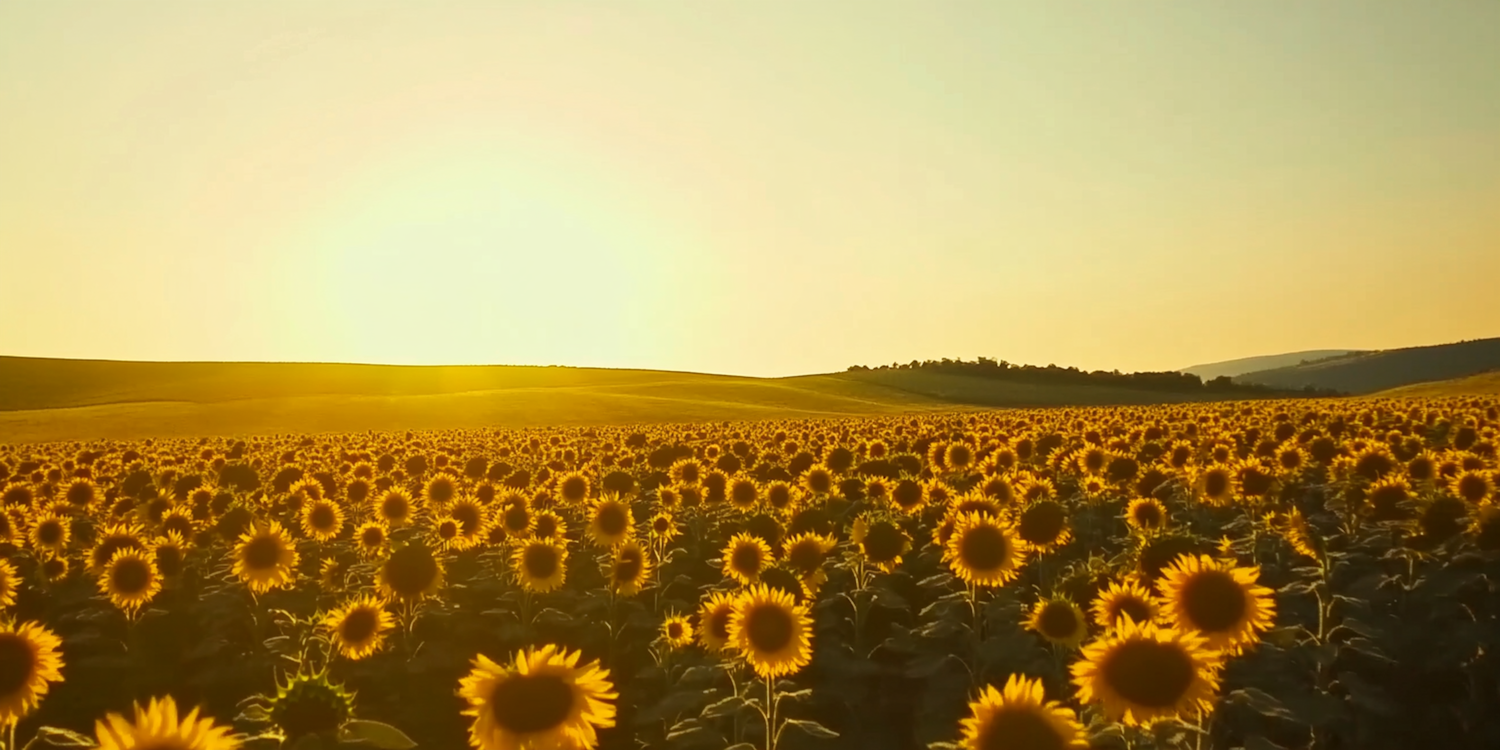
[1181,350,1362,381]
[1234,337,1500,395]
[2,356,1245,444]
[1372,370,1500,399]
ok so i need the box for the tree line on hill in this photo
[846,357,1345,398]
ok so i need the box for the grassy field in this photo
[1370,370,1500,398]
[0,357,1237,443]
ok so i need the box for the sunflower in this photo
[1450,469,1496,504]
[300,499,345,542]
[92,695,238,750]
[497,498,534,539]
[1071,617,1222,726]
[1194,464,1235,506]
[431,515,468,552]
[648,512,679,548]
[532,510,565,542]
[1013,499,1072,553]
[669,458,704,487]
[782,532,834,595]
[374,488,414,527]
[232,521,299,594]
[1092,578,1161,631]
[424,473,460,509]
[1281,508,1322,559]
[801,464,835,496]
[697,591,738,652]
[40,555,70,584]
[514,538,568,594]
[153,532,188,578]
[608,540,652,597]
[728,584,813,679]
[0,620,65,725]
[555,472,591,505]
[587,495,633,548]
[722,532,772,586]
[28,510,70,556]
[88,522,148,576]
[354,521,390,559]
[378,543,444,602]
[0,559,15,609]
[888,478,926,514]
[160,506,198,541]
[1156,555,1276,654]
[1126,497,1168,533]
[661,614,694,649]
[958,674,1088,750]
[944,512,1025,588]
[449,496,489,545]
[763,481,796,513]
[852,516,911,573]
[728,477,760,511]
[458,645,617,750]
[1027,597,1089,648]
[322,596,394,660]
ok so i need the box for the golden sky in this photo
[2,2,1497,377]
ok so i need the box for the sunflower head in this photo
[233,520,300,594]
[92,695,237,750]
[944,512,1025,588]
[1126,497,1168,533]
[323,596,394,661]
[458,645,617,750]
[697,591,738,652]
[0,620,65,725]
[661,614,694,649]
[722,532,772,586]
[378,542,444,601]
[728,584,813,679]
[1157,554,1276,654]
[1027,597,1089,649]
[608,540,652,597]
[1071,617,1222,726]
[301,499,345,542]
[959,674,1088,750]
[1013,499,1072,553]
[270,668,356,743]
[852,515,910,573]
[100,547,161,618]
[587,495,633,548]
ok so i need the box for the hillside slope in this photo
[1234,338,1500,394]
[1182,350,1361,381]
[0,357,1258,443]
[1371,371,1500,399]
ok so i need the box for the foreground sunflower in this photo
[232,520,299,594]
[944,512,1025,588]
[1156,554,1276,654]
[0,620,65,725]
[458,645,617,750]
[728,584,813,679]
[93,695,239,750]
[1092,579,1161,630]
[1071,617,1222,726]
[323,596,394,660]
[957,674,1088,750]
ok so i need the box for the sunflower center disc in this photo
[340,609,380,643]
[1116,599,1152,625]
[112,558,152,594]
[596,507,628,537]
[746,605,794,654]
[863,523,905,562]
[1181,572,1247,633]
[0,634,36,696]
[491,673,574,735]
[1204,472,1229,498]
[1020,503,1066,545]
[892,480,922,509]
[731,546,763,577]
[1103,639,1195,709]
[312,506,337,530]
[614,551,643,583]
[244,536,284,570]
[979,706,1067,750]
[524,546,559,579]
[384,547,439,595]
[1038,604,1080,641]
[958,525,1009,572]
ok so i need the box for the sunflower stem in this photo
[764,675,776,750]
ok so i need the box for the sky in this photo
[2,2,1497,378]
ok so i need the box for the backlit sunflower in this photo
[27,510,70,556]
[1027,597,1088,648]
[722,532,772,586]
[1450,469,1496,504]
[0,559,15,609]
[93,695,238,750]
[232,520,299,594]
[0,620,65,725]
[1156,554,1276,654]
[944,512,1025,588]
[1092,579,1161,631]
[1194,464,1236,506]
[354,521,389,559]
[514,538,568,594]
[88,522,148,576]
[300,499,344,542]
[888,478,926,514]
[1071,617,1221,726]
[531,510,565,542]
[498,499,534,540]
[728,477,760,511]
[608,540,652,597]
[852,515,910,573]
[431,515,467,552]
[661,614,693,649]
[763,481,796,513]
[648,512,679,548]
[448,496,489,545]
[152,532,188,578]
[374,488,414,527]
[697,591,738,652]
[1281,508,1322,559]
[586,495,633,548]
[782,532,835,595]
[1126,497,1168,533]
[378,543,444,602]
[322,596,394,660]
[424,473,460,509]
[458,645,617,750]
[556,472,591,505]
[1012,499,1072,553]
[728,584,813,679]
[958,674,1088,750]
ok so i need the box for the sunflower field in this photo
[1,396,1499,750]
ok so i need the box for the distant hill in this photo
[1372,370,1500,399]
[1182,350,1362,381]
[1234,337,1500,395]
[2,356,1273,443]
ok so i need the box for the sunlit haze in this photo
[3,2,1497,377]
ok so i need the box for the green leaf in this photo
[783,719,839,739]
[1227,688,1298,724]
[665,724,723,748]
[700,695,747,719]
[338,720,417,750]
[21,727,95,749]
[236,705,273,723]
